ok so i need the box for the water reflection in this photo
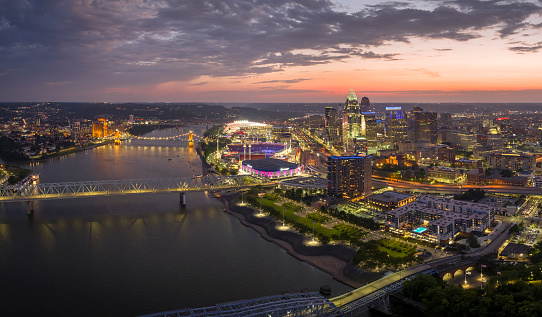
[0,127,352,316]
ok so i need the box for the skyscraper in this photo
[385,107,408,144]
[361,112,377,141]
[413,111,437,144]
[360,96,371,112]
[324,106,339,144]
[342,89,362,140]
[327,155,372,198]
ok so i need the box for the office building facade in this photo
[386,107,408,144]
[324,106,340,144]
[413,111,437,143]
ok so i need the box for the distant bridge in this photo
[128,131,200,142]
[0,175,265,203]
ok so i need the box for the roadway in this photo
[372,177,542,195]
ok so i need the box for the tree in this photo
[485,167,493,176]
[7,176,17,185]
[402,274,446,302]
[500,169,514,178]
[415,169,426,180]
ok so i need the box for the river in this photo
[0,126,351,316]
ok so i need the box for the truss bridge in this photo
[0,175,263,202]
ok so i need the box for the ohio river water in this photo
[0,127,351,316]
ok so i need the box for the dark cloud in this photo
[508,41,542,53]
[188,81,208,86]
[0,0,541,100]
[255,78,311,84]
[356,51,399,60]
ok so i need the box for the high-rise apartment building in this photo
[385,107,407,144]
[327,155,372,198]
[413,111,437,144]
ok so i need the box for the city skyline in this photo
[1,0,542,103]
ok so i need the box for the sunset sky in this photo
[1,0,541,103]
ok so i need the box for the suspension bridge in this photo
[127,131,200,142]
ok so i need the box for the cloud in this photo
[188,81,208,86]
[255,78,311,84]
[356,51,399,60]
[410,68,441,77]
[508,42,542,53]
[45,81,71,87]
[0,0,541,100]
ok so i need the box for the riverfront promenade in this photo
[220,195,382,288]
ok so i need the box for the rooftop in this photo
[242,158,298,172]
[369,191,414,203]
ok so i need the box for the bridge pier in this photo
[26,200,34,215]
[376,295,392,315]
[180,192,186,206]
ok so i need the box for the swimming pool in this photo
[413,227,427,233]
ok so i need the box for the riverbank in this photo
[196,144,213,176]
[31,140,115,162]
[217,193,382,289]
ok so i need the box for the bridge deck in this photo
[331,264,433,307]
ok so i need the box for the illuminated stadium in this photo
[241,158,300,178]
[227,143,285,155]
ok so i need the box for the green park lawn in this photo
[256,195,341,238]
[378,239,417,258]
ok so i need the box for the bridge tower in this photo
[188,131,194,148]
[114,130,121,145]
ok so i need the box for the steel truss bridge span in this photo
[0,175,264,202]
[141,292,343,317]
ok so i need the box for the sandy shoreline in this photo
[218,194,382,289]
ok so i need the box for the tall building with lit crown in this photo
[342,89,362,144]
[385,107,408,144]
[327,155,372,198]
